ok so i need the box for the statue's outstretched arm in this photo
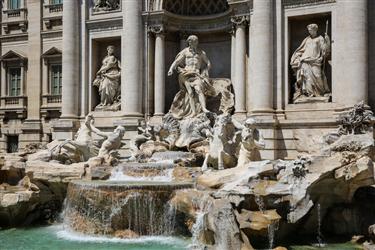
[90,121,109,138]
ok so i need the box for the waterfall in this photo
[63,180,192,237]
[188,194,213,249]
[316,203,325,247]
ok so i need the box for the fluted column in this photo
[122,0,143,116]
[61,0,80,118]
[249,0,274,114]
[231,16,247,114]
[152,26,166,116]
[335,0,368,106]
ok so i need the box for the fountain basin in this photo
[63,180,193,237]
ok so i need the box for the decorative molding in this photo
[148,24,165,35]
[92,0,121,13]
[230,15,249,27]
[282,0,336,9]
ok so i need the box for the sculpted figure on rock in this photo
[290,23,331,103]
[167,35,234,119]
[93,45,121,110]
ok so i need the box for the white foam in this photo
[109,166,174,182]
[54,225,188,246]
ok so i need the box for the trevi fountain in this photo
[0,1,375,249]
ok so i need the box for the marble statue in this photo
[50,114,100,163]
[167,35,234,119]
[93,45,121,110]
[94,125,126,157]
[201,114,241,171]
[290,23,331,103]
[237,118,265,167]
[93,0,120,12]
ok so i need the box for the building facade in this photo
[0,0,373,160]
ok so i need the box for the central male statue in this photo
[167,35,215,119]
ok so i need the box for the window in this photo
[8,68,21,96]
[8,0,21,9]
[7,135,18,153]
[50,0,62,4]
[50,64,62,95]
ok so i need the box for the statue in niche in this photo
[93,45,121,111]
[93,0,120,12]
[167,35,234,119]
[290,23,331,103]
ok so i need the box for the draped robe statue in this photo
[93,45,121,110]
[290,23,331,103]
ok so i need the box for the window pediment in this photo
[1,50,27,62]
[42,47,62,59]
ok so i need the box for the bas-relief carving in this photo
[93,45,121,111]
[93,0,120,12]
[290,23,331,104]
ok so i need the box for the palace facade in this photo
[0,0,373,160]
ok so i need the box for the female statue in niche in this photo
[93,45,121,110]
[290,23,331,103]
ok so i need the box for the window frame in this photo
[8,0,21,10]
[8,67,21,97]
[49,63,62,95]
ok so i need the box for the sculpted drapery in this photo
[290,23,331,103]
[93,45,121,110]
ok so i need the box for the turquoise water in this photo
[0,225,189,250]
[290,243,363,250]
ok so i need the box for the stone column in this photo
[231,16,247,114]
[61,0,80,118]
[1,63,6,97]
[335,0,368,106]
[152,26,165,116]
[230,29,236,88]
[249,0,274,114]
[146,31,155,116]
[122,0,143,117]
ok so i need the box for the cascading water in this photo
[316,203,326,247]
[188,194,213,249]
[62,180,192,237]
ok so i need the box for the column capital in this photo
[148,24,166,35]
[230,15,249,28]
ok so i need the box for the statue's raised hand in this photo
[167,69,173,76]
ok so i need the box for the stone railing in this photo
[2,8,28,33]
[43,3,63,30]
[0,96,27,108]
[42,94,62,107]
[46,3,63,13]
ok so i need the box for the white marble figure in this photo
[167,35,214,119]
[51,114,100,163]
[94,126,126,157]
[237,118,265,167]
[201,115,240,171]
[290,23,331,103]
[93,45,121,110]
